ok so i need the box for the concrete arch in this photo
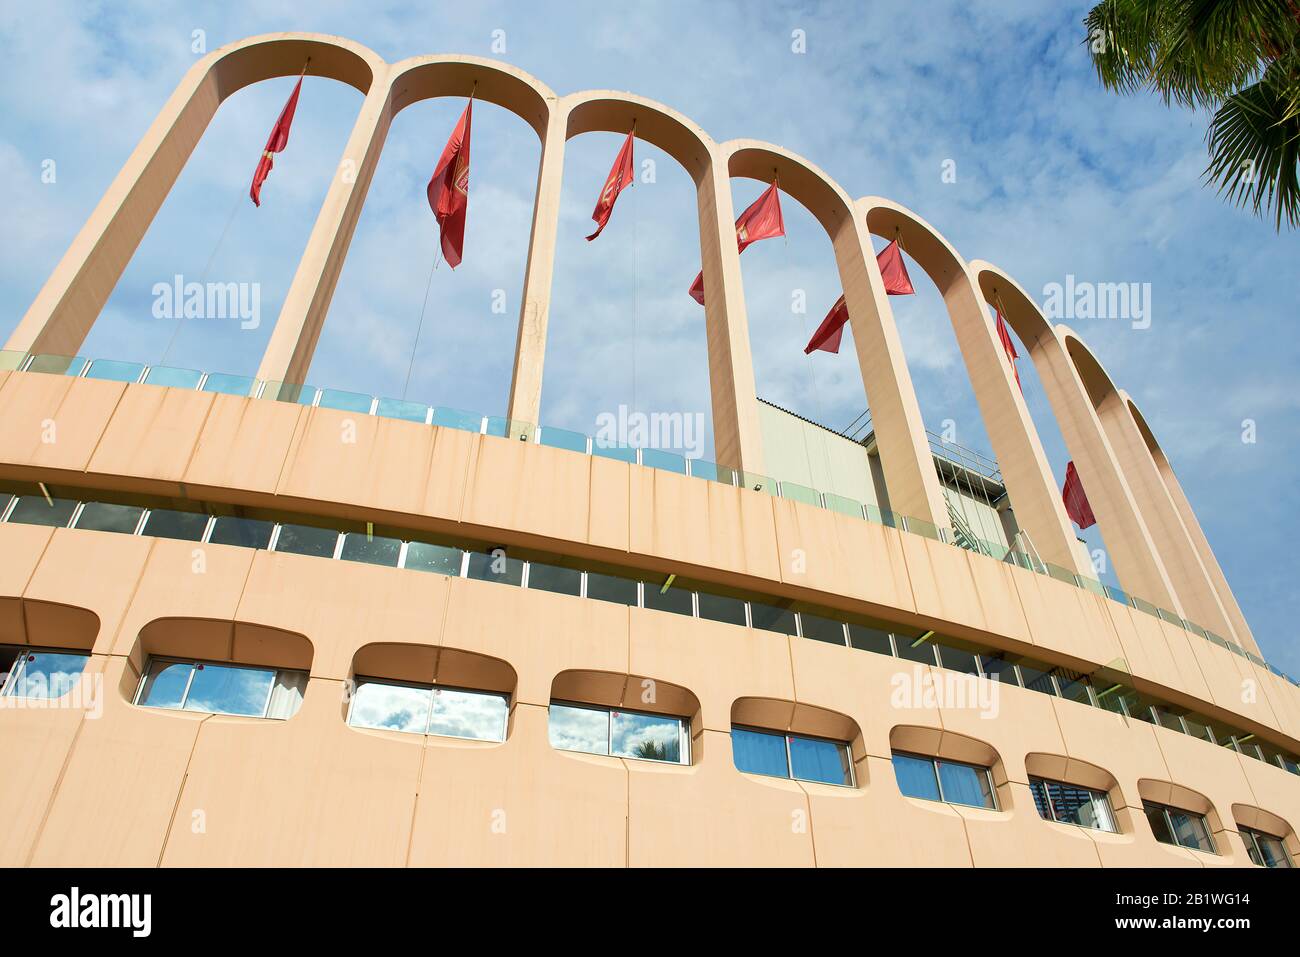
[260,53,558,387]
[565,92,714,182]
[716,142,947,527]
[860,198,1085,573]
[1125,392,1257,654]
[4,32,386,362]
[970,262,1180,611]
[1059,329,1242,646]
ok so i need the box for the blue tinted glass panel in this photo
[375,398,430,423]
[403,542,463,576]
[73,502,143,534]
[592,443,637,463]
[339,533,401,567]
[26,354,86,376]
[5,651,88,700]
[273,524,338,558]
[430,407,483,432]
[141,509,209,542]
[789,735,852,786]
[6,496,77,527]
[427,687,508,742]
[549,703,609,756]
[892,753,942,801]
[84,359,144,383]
[201,373,255,397]
[207,516,274,549]
[137,659,193,709]
[349,679,432,734]
[183,663,275,716]
[539,426,587,453]
[937,759,996,809]
[465,550,523,585]
[611,710,683,763]
[731,727,789,779]
[143,366,203,389]
[640,448,687,474]
[317,389,373,413]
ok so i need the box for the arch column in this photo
[504,105,566,428]
[971,267,1181,611]
[835,212,948,528]
[696,155,765,473]
[1125,393,1256,652]
[257,68,394,386]
[861,199,1087,575]
[1086,373,1237,638]
[3,34,383,362]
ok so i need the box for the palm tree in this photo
[1084,1,1300,229]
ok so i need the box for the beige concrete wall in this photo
[1,521,1296,867]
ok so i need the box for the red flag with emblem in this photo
[995,309,1022,393]
[876,239,914,295]
[249,76,303,207]
[586,131,635,241]
[427,100,473,268]
[1062,461,1096,529]
[803,240,917,354]
[689,181,785,304]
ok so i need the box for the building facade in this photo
[0,33,1296,867]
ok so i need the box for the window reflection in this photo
[347,678,507,742]
[1029,776,1116,832]
[549,702,688,764]
[135,657,307,720]
[0,648,90,700]
[732,726,853,786]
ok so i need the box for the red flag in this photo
[804,295,848,354]
[249,76,303,207]
[689,181,786,304]
[586,131,635,241]
[427,100,473,269]
[876,239,914,295]
[1062,461,1096,529]
[995,309,1022,393]
[802,241,917,354]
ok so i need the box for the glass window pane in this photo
[1181,714,1215,742]
[585,571,639,606]
[6,496,78,527]
[465,549,524,586]
[643,580,693,616]
[317,388,373,413]
[789,735,852,786]
[611,709,684,763]
[895,634,937,666]
[142,366,203,389]
[137,659,194,709]
[1056,671,1094,706]
[403,541,463,576]
[427,687,508,742]
[1144,802,1176,845]
[548,703,610,756]
[349,679,432,734]
[1168,808,1214,853]
[339,533,401,567]
[183,663,275,717]
[697,592,747,627]
[141,509,209,542]
[73,502,143,534]
[847,624,893,656]
[1018,662,1058,696]
[1249,831,1291,868]
[1047,780,1114,831]
[538,426,588,453]
[749,602,797,636]
[274,524,339,559]
[375,397,430,423]
[892,752,942,801]
[208,516,275,549]
[84,359,143,382]
[799,613,846,647]
[0,492,12,517]
[201,373,255,397]
[1154,707,1186,733]
[1029,778,1053,820]
[526,562,582,597]
[937,759,996,809]
[935,644,980,675]
[731,727,790,779]
[3,651,88,700]
[430,407,483,432]
[979,654,1021,687]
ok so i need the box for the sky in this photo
[1,1,1296,674]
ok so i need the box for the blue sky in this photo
[1,1,1296,674]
